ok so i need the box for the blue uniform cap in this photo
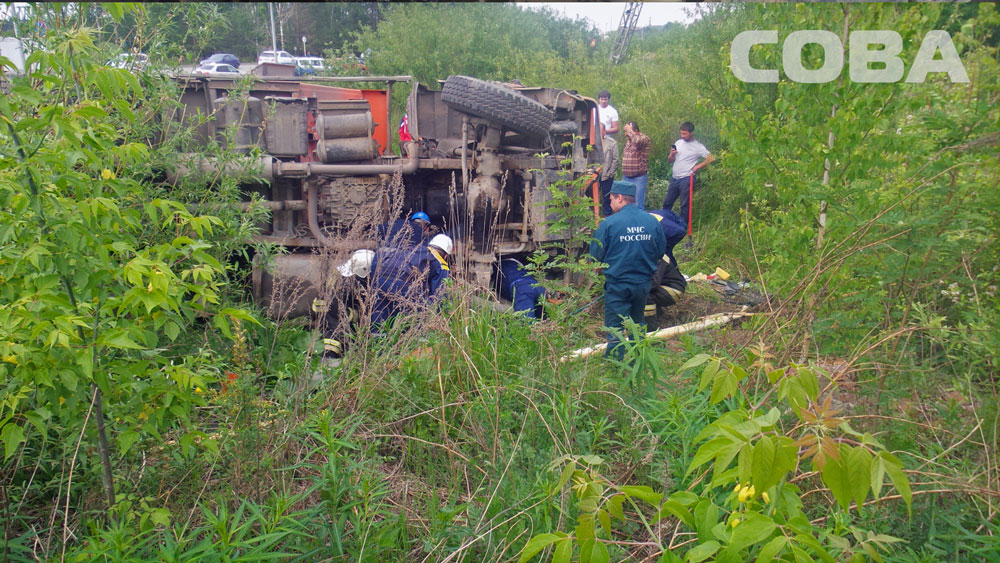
[610,181,637,197]
[411,211,430,222]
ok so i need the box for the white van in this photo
[295,56,325,72]
[257,50,295,65]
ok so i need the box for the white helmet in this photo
[337,249,375,278]
[429,234,453,255]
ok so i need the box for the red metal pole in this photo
[687,175,694,236]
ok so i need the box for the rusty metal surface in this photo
[316,137,379,163]
[529,168,566,242]
[253,234,377,250]
[316,175,383,229]
[252,253,324,318]
[263,97,308,155]
[316,111,372,139]
[212,96,263,151]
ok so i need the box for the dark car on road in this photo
[200,53,240,69]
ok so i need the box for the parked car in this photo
[294,58,318,77]
[193,62,240,76]
[294,56,325,73]
[106,52,149,72]
[200,53,240,69]
[257,50,295,65]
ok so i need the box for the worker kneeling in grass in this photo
[315,249,374,359]
[370,233,452,331]
[644,208,688,327]
[589,181,666,360]
[497,258,546,320]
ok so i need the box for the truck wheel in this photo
[442,75,554,139]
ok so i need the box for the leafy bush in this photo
[520,356,912,562]
[0,8,259,551]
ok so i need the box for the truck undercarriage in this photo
[166,73,602,317]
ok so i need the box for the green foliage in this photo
[705,2,999,353]
[521,356,913,562]
[354,3,595,84]
[68,493,328,561]
[100,3,227,63]
[0,5,259,545]
[524,144,604,325]
[4,4,995,561]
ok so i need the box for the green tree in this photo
[0,6,256,522]
[707,2,999,356]
[353,3,595,84]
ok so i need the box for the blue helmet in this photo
[411,211,430,222]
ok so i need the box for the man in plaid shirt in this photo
[622,121,651,209]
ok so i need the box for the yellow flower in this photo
[101,168,116,180]
[737,484,756,503]
[194,386,202,394]
[730,517,741,528]
[762,491,771,504]
[733,483,741,493]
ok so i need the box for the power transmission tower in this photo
[610,2,643,65]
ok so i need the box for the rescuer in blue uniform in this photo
[370,233,452,329]
[498,258,545,319]
[590,181,666,360]
[644,209,688,325]
[647,208,687,267]
[378,211,433,249]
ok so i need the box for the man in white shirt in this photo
[663,122,714,227]
[597,89,619,137]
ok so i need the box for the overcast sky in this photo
[520,2,700,34]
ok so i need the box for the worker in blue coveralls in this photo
[378,211,433,249]
[590,181,666,360]
[498,258,545,319]
[370,233,452,330]
[644,209,688,325]
[647,208,687,267]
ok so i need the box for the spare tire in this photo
[442,75,554,139]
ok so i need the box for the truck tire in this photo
[442,75,554,139]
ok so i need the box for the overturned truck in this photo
[167,73,602,317]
